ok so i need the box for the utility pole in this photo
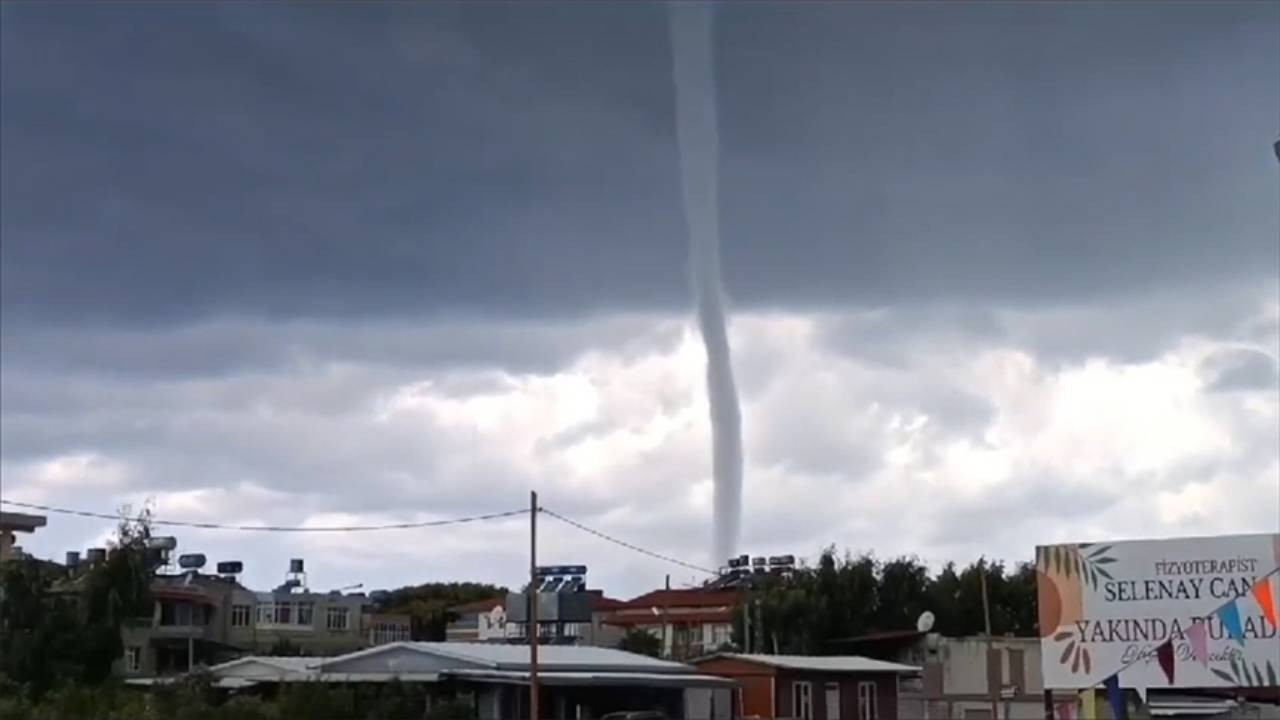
[529,491,539,720]
[980,558,999,720]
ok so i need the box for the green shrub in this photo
[426,699,474,720]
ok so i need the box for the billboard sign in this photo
[1037,533,1279,690]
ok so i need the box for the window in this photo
[370,621,411,645]
[125,646,142,673]
[296,601,314,626]
[257,603,275,625]
[231,604,252,627]
[792,681,813,720]
[276,602,292,625]
[160,600,198,626]
[326,606,349,630]
[857,681,878,720]
[711,623,732,648]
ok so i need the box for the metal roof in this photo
[207,656,318,675]
[446,669,736,688]
[411,642,691,672]
[317,641,694,674]
[711,653,921,674]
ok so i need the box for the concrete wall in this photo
[902,636,1065,720]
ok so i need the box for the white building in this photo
[194,642,735,719]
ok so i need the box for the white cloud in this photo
[3,299,1277,597]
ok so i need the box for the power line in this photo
[2,497,719,574]
[540,507,718,575]
[0,499,528,533]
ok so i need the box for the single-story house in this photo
[695,653,920,720]
[175,642,736,719]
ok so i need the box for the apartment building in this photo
[60,551,386,677]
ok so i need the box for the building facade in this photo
[836,631,1077,720]
[696,653,919,720]
[446,591,627,648]
[604,588,740,660]
[445,597,508,642]
[363,612,413,647]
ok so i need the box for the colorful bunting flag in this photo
[1104,674,1128,720]
[1133,684,1148,704]
[1187,619,1209,667]
[1079,688,1097,720]
[1155,639,1175,685]
[1253,576,1278,628]
[1216,600,1246,646]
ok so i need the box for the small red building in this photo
[696,653,919,720]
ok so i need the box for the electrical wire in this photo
[540,507,718,575]
[1,498,718,574]
[0,499,528,532]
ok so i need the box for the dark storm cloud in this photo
[0,314,681,381]
[3,2,1276,329]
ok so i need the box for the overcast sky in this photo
[2,2,1277,598]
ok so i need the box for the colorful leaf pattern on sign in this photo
[1215,657,1278,687]
[1038,543,1116,591]
[1051,625,1091,675]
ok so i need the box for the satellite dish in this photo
[916,611,936,633]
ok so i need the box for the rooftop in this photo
[322,641,693,674]
[605,610,735,627]
[209,656,317,674]
[0,511,48,533]
[708,653,921,674]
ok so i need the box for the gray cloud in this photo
[2,2,1278,596]
[3,2,1277,330]
[1200,347,1279,392]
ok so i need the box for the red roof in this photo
[591,594,626,611]
[615,589,742,610]
[605,609,735,626]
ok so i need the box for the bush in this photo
[216,695,277,720]
[275,682,356,720]
[426,700,474,720]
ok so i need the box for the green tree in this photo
[0,504,156,697]
[735,547,1040,657]
[873,556,931,631]
[372,582,507,640]
[618,627,662,657]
